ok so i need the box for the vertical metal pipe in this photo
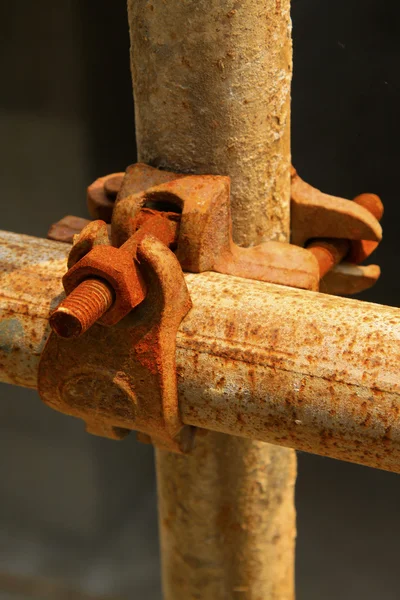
[129,0,292,246]
[128,1,296,598]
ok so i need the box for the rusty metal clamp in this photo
[85,163,383,295]
[39,209,194,452]
[40,162,383,451]
[104,163,321,291]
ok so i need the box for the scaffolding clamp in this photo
[39,163,383,452]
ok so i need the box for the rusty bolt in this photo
[307,238,350,278]
[307,193,383,278]
[50,203,182,339]
[50,243,146,338]
[50,278,114,338]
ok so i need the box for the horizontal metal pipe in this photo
[0,230,399,472]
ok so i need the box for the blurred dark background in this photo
[0,1,399,598]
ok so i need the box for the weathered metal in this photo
[0,0,393,596]
[291,168,383,294]
[49,161,324,347]
[51,214,158,337]
[156,436,296,600]
[62,243,146,327]
[51,165,384,304]
[321,262,381,296]
[111,163,319,290]
[50,277,114,339]
[129,1,294,597]
[45,203,197,449]
[347,193,384,264]
[291,168,382,247]
[307,238,350,279]
[306,193,383,280]
[178,271,400,473]
[48,215,91,244]
[0,232,68,389]
[1,230,399,472]
[39,232,194,452]
[87,172,124,222]
[67,219,111,269]
[111,163,185,247]
[46,158,318,448]
[128,0,293,247]
[49,158,383,347]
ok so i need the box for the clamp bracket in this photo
[40,162,383,452]
[39,232,194,453]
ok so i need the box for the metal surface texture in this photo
[42,162,317,446]
[50,277,114,339]
[50,209,177,339]
[290,168,382,247]
[128,0,292,247]
[39,232,193,452]
[291,168,383,294]
[0,232,68,389]
[48,215,92,244]
[87,172,124,223]
[321,262,382,296]
[179,272,400,472]
[111,163,319,290]
[1,230,399,471]
[63,242,146,327]
[45,158,384,367]
[306,194,383,279]
[0,1,395,599]
[128,1,297,596]
[50,163,384,300]
[156,435,296,600]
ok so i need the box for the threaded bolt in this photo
[50,278,114,339]
[308,238,350,279]
[307,194,383,278]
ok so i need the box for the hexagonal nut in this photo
[63,245,146,326]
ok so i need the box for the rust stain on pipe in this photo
[0,232,67,388]
[179,272,400,473]
[129,0,292,246]
[128,0,296,595]
[0,232,399,472]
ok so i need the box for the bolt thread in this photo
[308,239,350,278]
[50,278,114,339]
[307,195,383,278]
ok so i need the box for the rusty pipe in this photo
[128,2,296,597]
[0,231,399,473]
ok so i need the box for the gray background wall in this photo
[0,1,399,598]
